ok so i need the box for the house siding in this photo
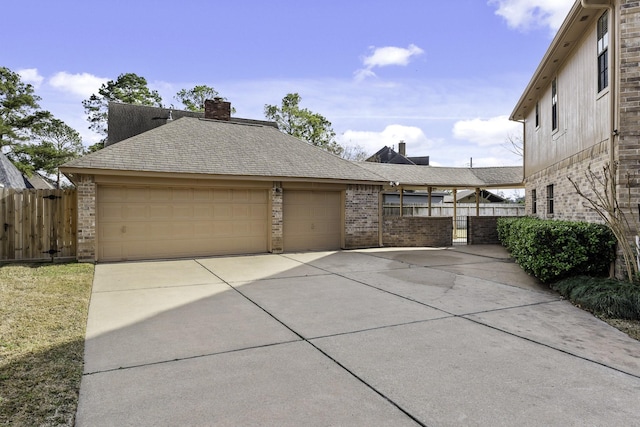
[344,184,380,249]
[524,19,611,179]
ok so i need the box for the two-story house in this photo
[510,0,639,274]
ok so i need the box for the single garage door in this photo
[283,190,342,252]
[98,185,268,261]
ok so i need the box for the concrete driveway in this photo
[76,245,640,426]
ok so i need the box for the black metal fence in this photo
[453,216,468,245]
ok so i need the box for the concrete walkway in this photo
[76,246,640,426]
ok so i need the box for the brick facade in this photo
[76,174,96,262]
[616,0,640,276]
[382,216,452,247]
[271,185,283,253]
[525,140,609,224]
[344,184,380,249]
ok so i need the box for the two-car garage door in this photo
[97,185,343,262]
[98,186,269,262]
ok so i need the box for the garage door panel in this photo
[98,186,268,262]
[283,191,341,252]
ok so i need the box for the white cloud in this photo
[49,71,108,98]
[489,0,574,32]
[339,124,435,157]
[355,44,424,81]
[452,115,522,146]
[18,68,44,88]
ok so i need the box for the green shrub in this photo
[497,217,616,283]
[552,276,640,320]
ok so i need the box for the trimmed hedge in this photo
[497,217,616,283]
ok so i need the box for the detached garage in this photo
[62,99,384,263]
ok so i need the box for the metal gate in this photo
[453,216,468,245]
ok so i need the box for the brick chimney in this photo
[204,98,231,121]
[398,140,406,156]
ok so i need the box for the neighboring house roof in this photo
[63,117,384,183]
[510,1,601,120]
[0,153,28,189]
[27,173,56,189]
[356,162,523,188]
[366,146,429,166]
[107,102,278,146]
[443,189,507,203]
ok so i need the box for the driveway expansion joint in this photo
[82,338,304,377]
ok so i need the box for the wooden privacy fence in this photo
[0,189,77,262]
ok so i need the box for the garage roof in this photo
[63,115,523,188]
[63,117,384,183]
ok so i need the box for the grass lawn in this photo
[0,262,93,427]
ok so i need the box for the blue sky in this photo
[2,0,574,168]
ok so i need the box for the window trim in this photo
[551,78,558,133]
[546,184,554,215]
[597,11,609,93]
[535,102,540,129]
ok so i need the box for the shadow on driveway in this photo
[76,245,640,426]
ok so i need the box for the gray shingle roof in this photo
[63,115,523,188]
[0,153,28,189]
[355,162,523,188]
[106,102,278,146]
[63,117,384,183]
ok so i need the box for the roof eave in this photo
[510,1,604,121]
[60,167,385,186]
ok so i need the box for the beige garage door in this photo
[283,190,342,252]
[98,186,268,261]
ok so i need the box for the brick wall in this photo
[76,174,96,262]
[271,186,283,253]
[344,185,380,248]
[617,0,640,278]
[525,141,609,224]
[468,216,502,245]
[382,216,452,247]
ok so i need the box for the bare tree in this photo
[504,134,523,158]
[341,143,369,161]
[568,162,639,282]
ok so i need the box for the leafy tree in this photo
[264,93,344,156]
[175,85,235,113]
[11,117,85,188]
[0,66,49,152]
[82,73,162,139]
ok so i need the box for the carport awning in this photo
[354,163,523,189]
